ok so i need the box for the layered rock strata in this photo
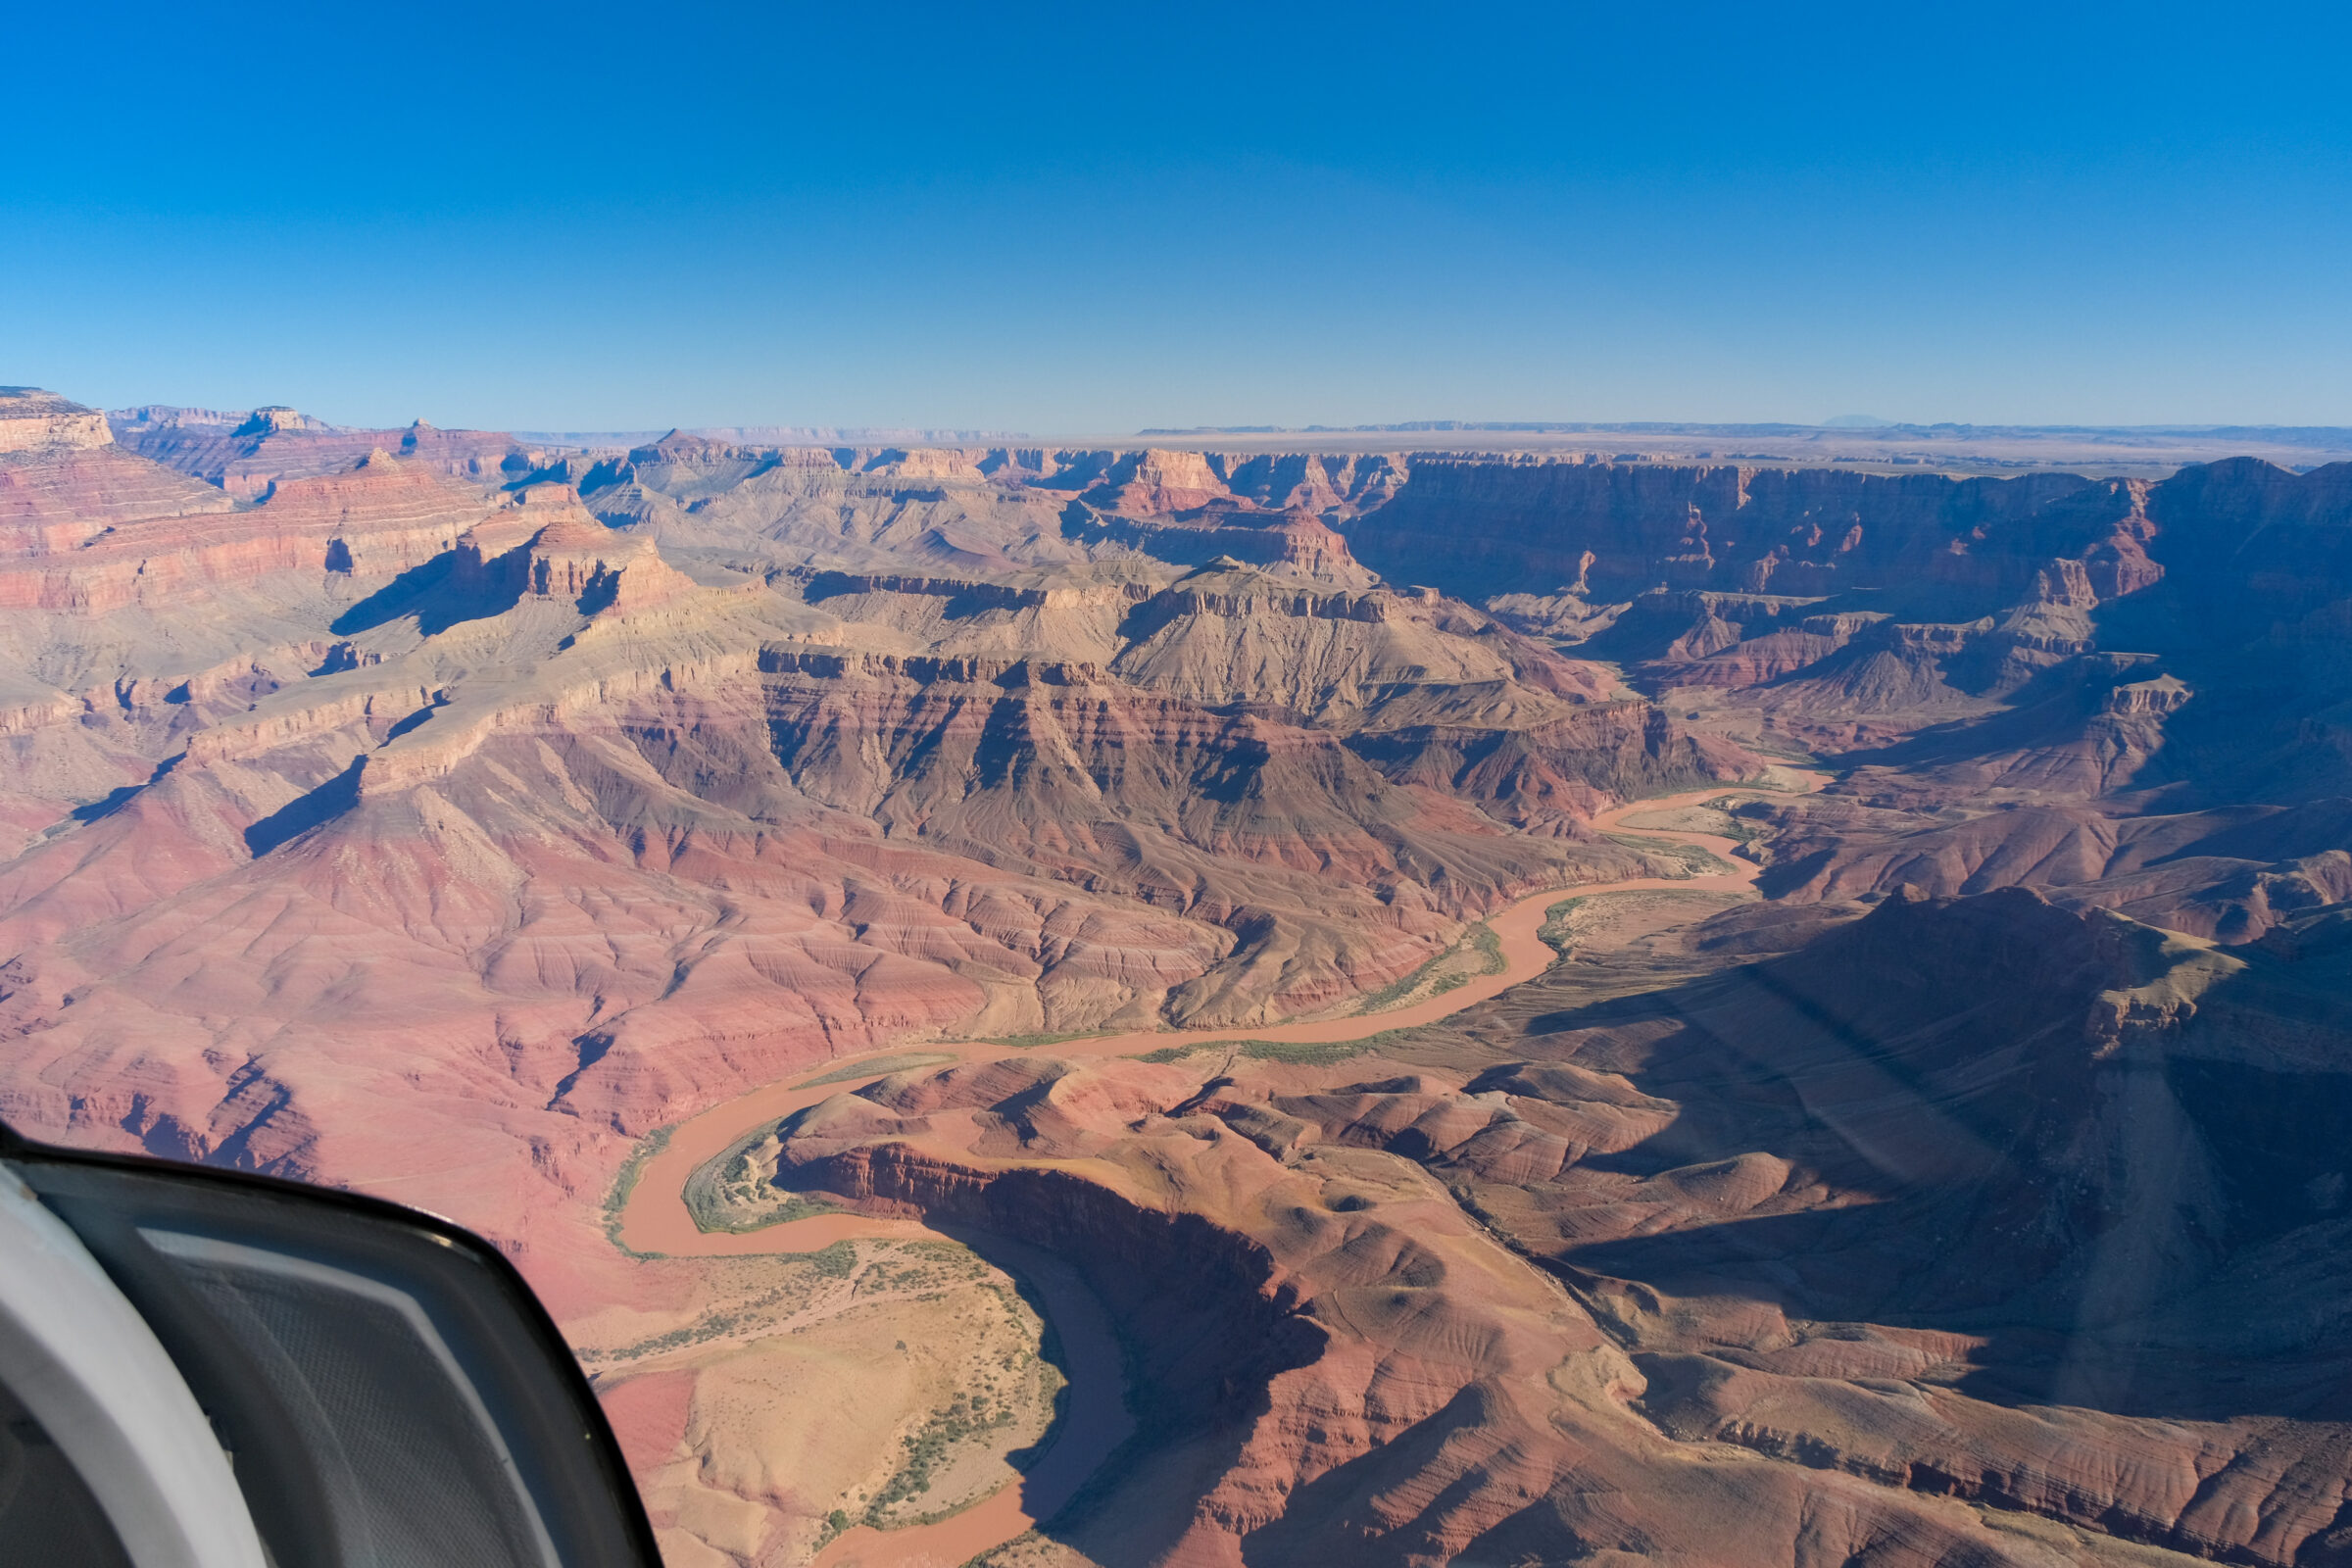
[1,392,2345,1567]
[0,403,1740,1327]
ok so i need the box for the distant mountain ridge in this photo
[516,423,1032,448]
[1147,418,2352,446]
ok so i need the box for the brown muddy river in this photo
[617,777,1810,1566]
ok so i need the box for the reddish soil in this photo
[620,779,1800,1565]
[598,1368,699,1475]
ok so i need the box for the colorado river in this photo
[615,775,1811,1566]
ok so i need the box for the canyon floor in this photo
[610,781,1789,1566]
[3,392,2349,1567]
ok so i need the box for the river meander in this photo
[616,776,1813,1567]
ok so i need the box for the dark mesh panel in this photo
[143,1231,558,1568]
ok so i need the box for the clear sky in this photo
[8,2,2349,433]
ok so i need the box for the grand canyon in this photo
[3,386,2349,1568]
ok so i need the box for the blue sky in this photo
[8,2,2349,432]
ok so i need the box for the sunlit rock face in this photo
[2,393,2348,1567]
[0,403,1739,1266]
[0,387,115,453]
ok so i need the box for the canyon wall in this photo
[2,385,2346,1567]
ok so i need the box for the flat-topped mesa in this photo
[1214,450,1408,514]
[1130,568,1417,629]
[1080,449,1413,521]
[758,645,1113,687]
[855,446,989,482]
[1084,447,1232,514]
[231,405,329,437]
[452,485,688,611]
[800,569,1153,615]
[1071,503,1380,587]
[1240,508,1364,581]
[0,388,114,454]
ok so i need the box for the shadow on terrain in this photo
[917,1222,1122,1519]
[380,694,445,743]
[243,760,364,856]
[1476,890,2352,1424]
[73,754,184,824]
[765,1157,1318,1566]
[1235,1382,1500,1568]
[330,549,524,636]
